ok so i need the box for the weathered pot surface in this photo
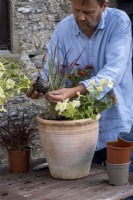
[37,114,100,179]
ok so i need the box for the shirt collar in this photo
[97,8,107,30]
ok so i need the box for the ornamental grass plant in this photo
[0,113,37,151]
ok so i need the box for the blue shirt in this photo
[43,7,133,150]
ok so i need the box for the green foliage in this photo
[41,48,116,120]
[55,79,116,120]
[44,46,84,90]
[0,58,32,112]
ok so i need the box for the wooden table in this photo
[0,159,133,200]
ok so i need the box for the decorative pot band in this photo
[36,113,101,127]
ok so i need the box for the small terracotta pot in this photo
[8,149,30,172]
[107,141,133,164]
[117,132,133,146]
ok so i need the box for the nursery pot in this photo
[106,161,130,186]
[8,149,30,172]
[117,132,133,146]
[36,114,100,180]
[107,141,133,164]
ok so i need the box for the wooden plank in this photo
[0,161,133,200]
[0,190,27,200]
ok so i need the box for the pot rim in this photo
[36,113,101,126]
[106,161,131,166]
[8,147,31,152]
[107,142,133,149]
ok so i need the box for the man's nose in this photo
[78,13,86,21]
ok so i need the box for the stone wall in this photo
[14,0,71,66]
[0,0,70,120]
[5,0,71,113]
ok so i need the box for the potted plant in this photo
[0,53,116,179]
[32,48,116,179]
[0,113,37,172]
[36,79,114,179]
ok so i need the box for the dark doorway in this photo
[0,0,11,50]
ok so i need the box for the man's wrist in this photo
[74,84,88,95]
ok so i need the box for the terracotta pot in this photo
[106,161,130,186]
[117,132,133,146]
[107,141,133,164]
[36,114,100,179]
[8,149,30,172]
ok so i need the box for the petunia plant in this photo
[55,79,116,120]
[0,58,32,112]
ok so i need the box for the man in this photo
[32,0,133,165]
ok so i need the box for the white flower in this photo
[0,86,4,94]
[0,105,6,112]
[0,62,5,71]
[0,86,5,99]
[107,80,113,89]
[100,79,107,85]
[87,86,94,92]
[77,91,80,96]
[6,79,15,89]
[77,91,82,100]
[70,100,80,108]
[89,79,95,85]
[0,71,4,77]
[96,86,103,92]
[87,80,96,92]
[55,99,69,114]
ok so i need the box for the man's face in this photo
[72,0,107,33]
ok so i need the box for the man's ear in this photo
[103,1,108,11]
[105,0,109,5]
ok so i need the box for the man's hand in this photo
[26,76,50,99]
[26,91,44,99]
[45,84,87,102]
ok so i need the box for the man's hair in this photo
[80,0,106,7]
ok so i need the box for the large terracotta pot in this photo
[36,114,100,179]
